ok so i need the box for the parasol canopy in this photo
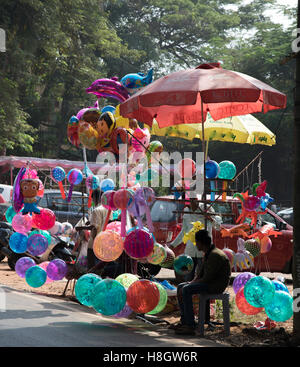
[150,113,276,146]
[119,63,287,127]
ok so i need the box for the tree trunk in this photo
[293,0,300,344]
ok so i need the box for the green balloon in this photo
[29,230,51,245]
[218,160,236,180]
[5,206,16,223]
[115,273,139,289]
[147,282,168,315]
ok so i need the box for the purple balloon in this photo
[233,272,256,294]
[15,257,36,278]
[46,259,68,281]
[112,303,133,318]
[27,234,48,256]
[86,77,130,102]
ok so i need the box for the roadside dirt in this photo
[0,259,297,347]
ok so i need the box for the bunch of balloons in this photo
[74,273,168,317]
[233,273,293,322]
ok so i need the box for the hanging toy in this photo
[233,238,254,272]
[86,175,100,208]
[67,169,83,202]
[51,166,66,200]
[113,189,134,237]
[183,221,204,245]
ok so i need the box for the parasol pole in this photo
[201,100,208,230]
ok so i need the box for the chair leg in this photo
[222,298,230,336]
[198,298,206,337]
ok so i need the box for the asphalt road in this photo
[0,285,220,348]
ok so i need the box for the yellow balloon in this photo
[78,121,99,150]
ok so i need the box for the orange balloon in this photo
[260,236,272,254]
[127,280,160,314]
[93,230,124,262]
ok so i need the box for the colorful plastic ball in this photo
[112,303,133,318]
[27,234,48,256]
[260,236,272,254]
[86,175,100,190]
[113,189,134,210]
[90,279,127,316]
[67,168,83,185]
[272,280,290,294]
[265,290,293,322]
[244,276,275,308]
[244,239,261,258]
[127,279,160,314]
[235,286,263,315]
[32,208,56,230]
[160,246,176,268]
[101,190,117,210]
[93,230,124,262]
[100,178,115,192]
[106,221,123,234]
[173,254,194,275]
[52,166,66,182]
[115,273,139,289]
[15,257,36,278]
[5,206,16,223]
[147,282,168,315]
[38,262,54,283]
[12,213,32,234]
[124,228,154,260]
[205,160,220,179]
[232,272,256,294]
[25,265,47,288]
[146,243,167,265]
[218,160,236,180]
[9,232,28,253]
[46,259,68,281]
[75,273,102,306]
[29,230,51,245]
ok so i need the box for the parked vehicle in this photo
[277,207,293,227]
[37,189,89,226]
[150,195,293,273]
[0,184,13,203]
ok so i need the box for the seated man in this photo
[174,229,231,335]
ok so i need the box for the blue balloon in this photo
[9,232,28,253]
[205,160,220,179]
[90,279,127,316]
[272,280,289,294]
[25,266,47,288]
[244,276,275,308]
[101,105,116,114]
[260,193,274,210]
[75,273,102,306]
[100,178,115,192]
[265,290,293,322]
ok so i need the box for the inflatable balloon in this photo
[147,282,168,315]
[173,254,194,275]
[86,175,100,208]
[134,187,156,232]
[5,206,16,223]
[27,233,48,256]
[146,242,167,265]
[51,166,66,200]
[49,221,63,236]
[272,280,290,294]
[29,230,51,245]
[12,213,32,234]
[115,273,139,288]
[222,248,235,268]
[32,208,56,230]
[265,290,293,322]
[235,286,263,315]
[177,158,196,179]
[93,230,124,262]
[75,273,102,306]
[102,105,116,114]
[120,68,153,94]
[46,259,68,281]
[160,246,176,268]
[232,272,256,294]
[38,261,54,284]
[260,236,272,254]
[218,160,236,180]
[78,120,99,150]
[126,279,160,314]
[100,178,115,192]
[244,276,275,308]
[244,238,261,258]
[25,265,47,288]
[61,222,73,236]
[67,169,83,202]
[205,160,220,201]
[86,77,130,102]
[9,232,28,253]
[67,115,80,148]
[112,303,133,318]
[113,189,134,237]
[124,228,154,260]
[15,257,36,278]
[90,279,127,316]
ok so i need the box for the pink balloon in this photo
[12,213,33,234]
[38,261,54,283]
[32,208,56,230]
